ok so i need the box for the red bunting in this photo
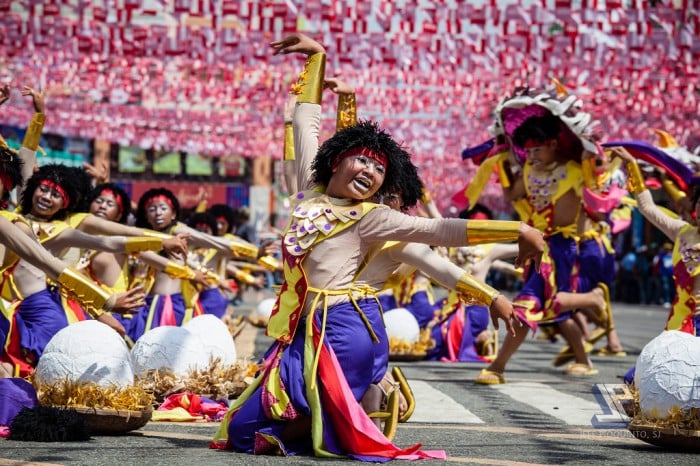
[0,0,697,214]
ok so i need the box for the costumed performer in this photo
[211,33,543,461]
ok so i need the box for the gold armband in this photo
[164,262,197,280]
[202,268,221,284]
[291,53,326,104]
[258,255,281,271]
[661,178,687,202]
[336,92,357,131]
[581,158,597,189]
[495,158,512,189]
[466,220,522,245]
[57,267,109,318]
[421,188,432,204]
[234,269,258,286]
[284,122,295,161]
[22,113,46,151]
[455,272,500,306]
[142,229,172,240]
[0,134,8,148]
[230,242,259,260]
[125,237,163,253]
[626,160,646,195]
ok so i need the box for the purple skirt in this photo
[515,233,577,326]
[126,293,186,341]
[404,290,440,329]
[577,238,615,292]
[427,304,489,362]
[4,289,69,362]
[228,298,387,455]
[197,287,229,319]
[0,378,38,427]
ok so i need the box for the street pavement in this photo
[1,295,697,466]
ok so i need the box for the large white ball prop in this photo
[131,326,209,377]
[384,308,421,344]
[35,320,134,388]
[635,330,700,419]
[256,298,276,319]
[183,315,237,364]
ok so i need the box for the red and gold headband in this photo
[332,147,388,170]
[522,139,555,149]
[40,180,70,208]
[99,188,124,213]
[145,194,174,210]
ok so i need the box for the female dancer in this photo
[212,33,544,460]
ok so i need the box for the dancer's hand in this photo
[82,161,109,184]
[0,84,10,106]
[324,77,354,95]
[110,286,146,315]
[515,223,545,272]
[21,86,45,113]
[270,33,325,56]
[163,233,190,258]
[489,295,519,337]
[609,146,635,163]
[97,313,127,337]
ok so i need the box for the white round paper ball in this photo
[384,307,421,344]
[256,298,276,319]
[635,330,700,419]
[35,320,134,388]
[131,326,209,377]
[183,315,237,364]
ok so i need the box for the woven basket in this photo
[389,351,427,362]
[628,420,700,450]
[71,406,153,435]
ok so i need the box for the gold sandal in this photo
[563,363,599,377]
[392,366,416,423]
[367,381,400,440]
[475,368,506,385]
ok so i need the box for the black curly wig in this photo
[70,167,96,214]
[135,187,180,230]
[86,183,132,224]
[311,120,423,208]
[0,146,23,206]
[208,203,236,234]
[186,211,218,235]
[20,164,82,220]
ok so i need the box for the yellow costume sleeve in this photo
[291,53,326,105]
[164,262,197,280]
[57,267,109,318]
[23,113,46,151]
[466,220,522,244]
[455,272,500,306]
[284,122,295,161]
[336,93,357,131]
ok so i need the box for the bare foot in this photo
[380,375,408,417]
[0,362,13,378]
[588,287,607,326]
[475,330,495,357]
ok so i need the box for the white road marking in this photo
[493,382,602,425]
[408,380,484,424]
